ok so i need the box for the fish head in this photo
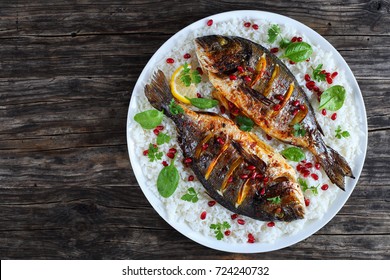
[195,35,252,74]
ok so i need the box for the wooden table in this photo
[1,0,389,259]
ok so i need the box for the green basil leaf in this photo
[318,85,346,111]
[283,42,313,62]
[156,132,171,145]
[157,160,179,198]
[281,147,306,162]
[134,109,163,129]
[189,98,218,109]
[279,38,291,49]
[236,115,254,131]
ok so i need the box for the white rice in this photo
[129,17,362,244]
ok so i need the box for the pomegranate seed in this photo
[202,143,209,150]
[228,101,234,109]
[273,104,281,111]
[208,200,216,207]
[311,173,319,180]
[292,109,299,116]
[143,150,148,156]
[289,60,295,65]
[297,37,303,42]
[304,74,311,81]
[167,152,175,159]
[183,53,191,59]
[297,164,302,172]
[315,163,320,170]
[244,22,251,28]
[304,198,310,207]
[196,92,202,98]
[321,184,329,191]
[220,105,226,114]
[267,221,275,227]
[326,72,331,78]
[303,170,310,177]
[266,134,272,140]
[306,81,315,90]
[313,86,320,92]
[216,137,225,145]
[326,77,333,84]
[153,128,160,135]
[320,70,327,74]
[188,175,194,181]
[247,67,255,73]
[162,161,168,167]
[229,75,237,80]
[292,100,300,107]
[166,58,174,64]
[224,230,231,236]
[247,233,255,243]
[251,172,257,180]
[256,173,264,179]
[306,58,310,62]
[200,211,207,220]
[263,177,269,183]
[183,157,193,164]
[246,165,256,171]
[275,94,284,101]
[240,174,249,179]
[244,76,252,82]
[196,67,203,75]
[321,108,327,116]
[169,148,177,154]
[227,176,233,183]
[237,219,245,225]
[231,107,240,115]
[331,113,337,120]
[231,213,238,220]
[260,187,266,195]
[237,66,244,73]
[156,125,164,131]
[270,47,279,53]
[291,37,297,42]
[299,104,306,111]
[331,72,338,79]
[305,162,313,168]
[252,24,259,30]
[207,19,213,26]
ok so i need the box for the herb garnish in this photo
[318,85,346,111]
[180,62,201,87]
[210,221,231,240]
[236,115,254,132]
[134,109,163,129]
[279,38,291,49]
[282,42,313,62]
[298,178,318,195]
[157,157,179,198]
[312,64,326,82]
[181,187,199,203]
[293,123,306,137]
[156,132,171,145]
[147,143,163,162]
[281,147,306,162]
[187,97,218,109]
[268,24,281,43]
[335,126,350,139]
[267,196,281,204]
[169,99,184,115]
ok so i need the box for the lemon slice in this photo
[170,65,198,104]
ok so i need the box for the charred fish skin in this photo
[195,35,354,190]
[145,70,305,221]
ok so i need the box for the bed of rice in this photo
[129,16,363,244]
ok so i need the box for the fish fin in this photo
[239,85,273,107]
[144,70,174,115]
[315,144,354,191]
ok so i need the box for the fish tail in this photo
[314,142,354,191]
[144,70,174,117]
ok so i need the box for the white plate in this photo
[126,10,367,253]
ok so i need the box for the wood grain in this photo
[0,0,389,259]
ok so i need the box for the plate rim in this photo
[126,10,368,253]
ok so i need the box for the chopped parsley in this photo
[210,221,231,240]
[335,126,350,139]
[180,62,201,87]
[312,64,326,82]
[147,143,163,162]
[156,132,171,145]
[268,24,281,43]
[293,123,306,137]
[181,187,199,203]
[267,196,281,204]
[298,178,318,195]
[169,99,184,115]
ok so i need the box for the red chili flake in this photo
[326,77,333,84]
[183,157,193,164]
[229,74,237,80]
[321,184,329,191]
[183,53,191,59]
[237,219,245,225]
[331,72,338,79]
[162,161,168,167]
[304,198,310,207]
[143,150,148,156]
[252,24,259,30]
[266,134,272,140]
[220,105,226,114]
[321,108,327,116]
[188,175,194,181]
[311,173,319,180]
[231,213,238,220]
[244,22,251,28]
[237,65,244,73]
[167,152,175,159]
[305,162,313,169]
[207,19,213,26]
[224,230,231,236]
[240,174,249,179]
[166,58,174,64]
[267,221,275,227]
[315,163,321,170]
[299,104,306,111]
[153,144,158,148]
[196,67,203,75]
[297,37,303,42]
[260,187,266,195]
[168,147,177,154]
[270,47,279,53]
[208,200,216,207]
[292,100,300,107]
[291,37,297,42]
[247,233,255,243]
[304,74,311,81]
[246,165,256,171]
[196,92,202,98]
[216,137,225,145]
[331,113,337,120]
[273,104,282,111]
[201,143,209,150]
[227,176,233,183]
[289,60,295,65]
[153,128,160,135]
[200,211,207,220]
[244,76,252,83]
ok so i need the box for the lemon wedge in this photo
[170,65,198,104]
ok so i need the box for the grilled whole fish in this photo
[195,35,354,190]
[144,70,304,222]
